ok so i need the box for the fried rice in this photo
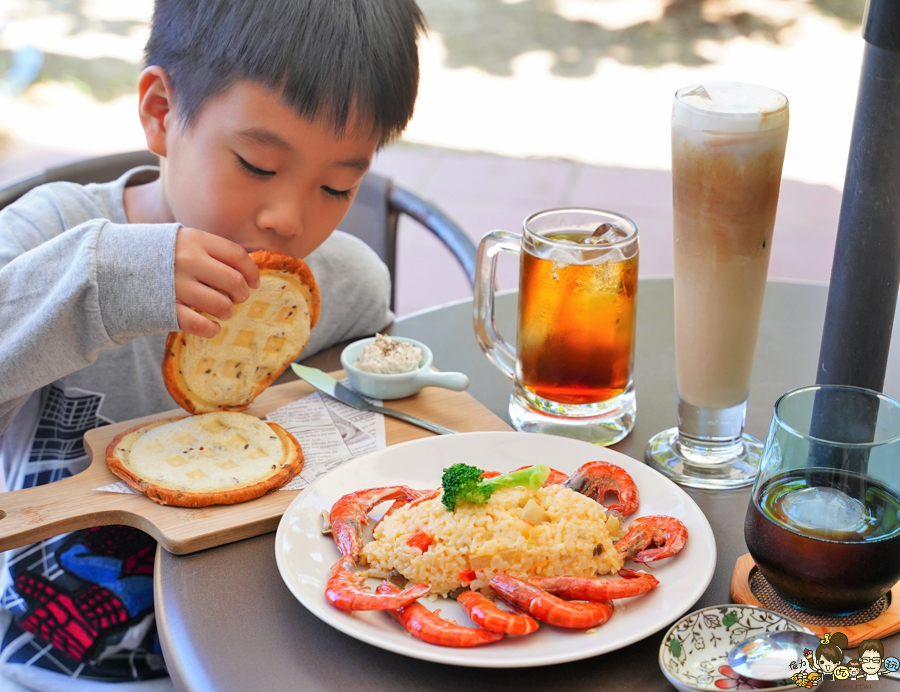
[361,484,625,596]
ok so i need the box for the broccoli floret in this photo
[440,463,550,511]
[440,463,489,511]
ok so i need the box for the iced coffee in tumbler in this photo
[646,82,789,489]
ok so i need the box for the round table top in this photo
[155,278,900,691]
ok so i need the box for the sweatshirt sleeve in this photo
[0,197,181,430]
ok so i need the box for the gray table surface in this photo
[154,278,900,691]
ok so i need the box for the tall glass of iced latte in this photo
[646,82,789,489]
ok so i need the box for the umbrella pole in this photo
[810,0,900,487]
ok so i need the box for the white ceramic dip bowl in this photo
[340,336,470,400]
[659,604,812,692]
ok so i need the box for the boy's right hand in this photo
[174,228,261,338]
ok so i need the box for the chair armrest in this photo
[388,183,477,285]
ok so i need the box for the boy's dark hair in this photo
[145,0,425,143]
[859,638,884,659]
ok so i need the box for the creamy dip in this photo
[355,334,423,374]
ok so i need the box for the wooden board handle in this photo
[0,477,150,552]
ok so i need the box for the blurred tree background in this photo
[0,0,868,100]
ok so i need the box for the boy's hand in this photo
[174,228,261,338]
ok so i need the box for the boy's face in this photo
[159,80,380,258]
[860,649,882,674]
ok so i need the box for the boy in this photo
[859,639,884,680]
[0,0,425,689]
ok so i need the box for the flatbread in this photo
[162,251,320,414]
[106,412,303,507]
[108,251,315,507]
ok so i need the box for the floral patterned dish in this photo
[659,604,812,691]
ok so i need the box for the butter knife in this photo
[291,364,459,435]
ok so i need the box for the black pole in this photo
[809,0,900,487]
[816,0,900,391]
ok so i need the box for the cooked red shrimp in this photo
[457,590,540,635]
[616,516,688,563]
[563,461,639,517]
[325,557,430,611]
[372,498,407,533]
[529,570,658,601]
[330,486,430,562]
[490,573,614,629]
[407,489,441,509]
[377,583,505,647]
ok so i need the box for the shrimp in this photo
[371,490,440,533]
[376,583,506,647]
[371,499,405,533]
[330,485,430,562]
[489,573,614,629]
[616,516,688,563]
[528,570,658,601]
[457,590,540,635]
[564,461,639,517]
[325,557,430,611]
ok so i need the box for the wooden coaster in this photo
[730,554,900,647]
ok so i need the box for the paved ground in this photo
[0,0,866,315]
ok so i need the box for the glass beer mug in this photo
[473,208,639,445]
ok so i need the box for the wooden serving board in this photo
[0,372,511,555]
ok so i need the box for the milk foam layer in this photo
[674,82,788,133]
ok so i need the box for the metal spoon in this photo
[728,630,900,681]
[727,630,819,680]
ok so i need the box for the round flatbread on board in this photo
[163,251,321,414]
[106,412,303,507]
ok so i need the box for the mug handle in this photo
[473,230,520,380]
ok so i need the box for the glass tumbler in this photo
[744,384,900,616]
[646,82,789,489]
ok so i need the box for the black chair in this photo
[0,150,477,309]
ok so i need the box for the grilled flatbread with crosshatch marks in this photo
[106,251,314,507]
[162,251,321,414]
[106,412,303,507]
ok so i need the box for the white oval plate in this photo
[275,431,716,668]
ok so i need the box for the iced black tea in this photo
[517,231,638,406]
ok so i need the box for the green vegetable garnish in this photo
[440,463,550,511]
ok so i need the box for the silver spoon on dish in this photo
[728,630,900,681]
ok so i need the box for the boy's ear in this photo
[138,66,175,158]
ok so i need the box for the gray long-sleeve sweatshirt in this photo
[0,166,392,689]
